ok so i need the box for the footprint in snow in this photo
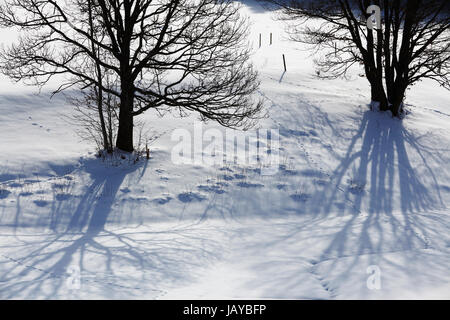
[152,196,172,205]
[280,166,299,176]
[197,185,225,194]
[8,182,23,188]
[0,189,11,199]
[314,180,329,186]
[215,181,229,187]
[55,193,71,201]
[290,193,310,202]
[276,184,288,190]
[34,200,49,207]
[120,187,131,193]
[236,182,264,188]
[177,192,206,203]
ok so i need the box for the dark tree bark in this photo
[117,82,135,152]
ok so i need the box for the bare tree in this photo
[66,71,119,153]
[266,0,449,116]
[0,0,263,152]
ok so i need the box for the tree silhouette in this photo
[267,0,449,116]
[0,0,263,152]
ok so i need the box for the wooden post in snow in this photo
[270,33,272,45]
[282,54,287,72]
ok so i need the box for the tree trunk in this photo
[389,86,406,117]
[367,69,388,111]
[96,85,111,152]
[95,60,110,152]
[107,94,114,152]
[364,52,388,112]
[88,0,110,153]
[116,87,134,152]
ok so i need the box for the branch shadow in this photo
[323,110,443,216]
[309,109,448,297]
[231,103,450,298]
[0,158,222,299]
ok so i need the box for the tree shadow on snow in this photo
[322,110,444,215]
[0,157,222,299]
[231,107,450,298]
[309,109,448,297]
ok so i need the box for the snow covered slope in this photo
[0,0,449,299]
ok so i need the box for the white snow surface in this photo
[0,1,449,299]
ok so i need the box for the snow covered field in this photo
[0,0,449,299]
